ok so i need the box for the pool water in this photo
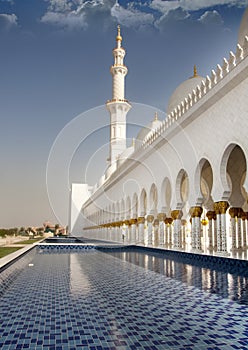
[107,250,248,305]
[0,248,248,349]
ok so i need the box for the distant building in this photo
[70,9,248,257]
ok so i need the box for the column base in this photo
[172,247,183,251]
[215,251,230,257]
[191,248,203,254]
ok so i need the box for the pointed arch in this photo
[149,183,158,215]
[161,177,172,214]
[194,158,214,209]
[175,169,189,209]
[126,196,131,219]
[139,189,147,217]
[120,198,125,220]
[220,144,247,206]
[132,193,138,218]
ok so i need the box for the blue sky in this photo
[0,0,247,228]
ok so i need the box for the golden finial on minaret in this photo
[116,25,122,42]
[154,111,158,121]
[193,65,198,77]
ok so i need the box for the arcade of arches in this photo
[84,144,248,257]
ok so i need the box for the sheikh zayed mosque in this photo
[70,8,248,257]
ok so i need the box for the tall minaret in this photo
[106,25,131,166]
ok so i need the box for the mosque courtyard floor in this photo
[0,242,248,349]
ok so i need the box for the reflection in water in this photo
[69,253,92,296]
[108,251,248,305]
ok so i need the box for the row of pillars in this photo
[85,201,248,255]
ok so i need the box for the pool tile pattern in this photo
[0,249,248,349]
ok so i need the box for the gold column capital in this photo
[181,219,187,226]
[124,220,130,226]
[129,218,137,225]
[229,207,239,218]
[171,210,183,220]
[237,207,243,218]
[137,216,145,224]
[147,215,154,223]
[241,212,248,220]
[206,211,216,220]
[189,206,203,218]
[164,217,173,225]
[157,213,166,221]
[215,201,229,214]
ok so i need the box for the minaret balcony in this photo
[106,98,130,103]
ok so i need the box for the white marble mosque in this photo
[70,9,248,258]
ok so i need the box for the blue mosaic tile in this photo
[0,249,248,349]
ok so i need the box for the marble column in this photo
[137,217,145,245]
[147,215,154,246]
[242,212,248,248]
[214,201,229,255]
[181,219,187,248]
[206,211,216,250]
[117,222,123,243]
[171,210,183,249]
[124,220,130,243]
[153,219,159,247]
[229,207,238,250]
[166,218,173,248]
[158,213,166,247]
[190,206,203,252]
[129,218,137,244]
[237,208,243,250]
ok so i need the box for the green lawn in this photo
[0,247,22,258]
[15,238,43,245]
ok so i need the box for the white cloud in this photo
[41,10,87,30]
[47,0,72,12]
[198,10,223,25]
[150,0,248,14]
[0,13,18,31]
[41,0,114,30]
[41,0,154,30]
[155,7,189,31]
[110,3,154,29]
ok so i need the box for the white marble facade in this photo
[70,9,248,257]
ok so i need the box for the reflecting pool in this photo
[0,248,248,349]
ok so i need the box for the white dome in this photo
[167,70,204,115]
[238,7,248,46]
[136,113,163,142]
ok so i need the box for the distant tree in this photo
[36,227,44,236]
[19,227,25,235]
[0,229,7,238]
[55,224,60,235]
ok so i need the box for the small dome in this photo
[136,112,163,142]
[167,67,204,115]
[238,7,248,46]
